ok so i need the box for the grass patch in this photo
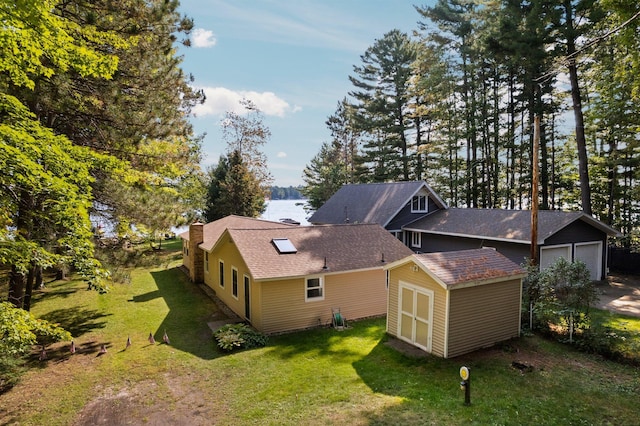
[1,245,639,425]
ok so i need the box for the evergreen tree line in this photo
[302,0,640,247]
[270,186,305,200]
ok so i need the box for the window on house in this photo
[232,267,238,298]
[411,195,427,212]
[219,260,224,288]
[204,252,209,273]
[306,277,324,301]
[411,231,422,248]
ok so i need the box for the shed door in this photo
[540,244,572,271]
[575,242,602,281]
[398,282,433,352]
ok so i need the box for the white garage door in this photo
[540,244,572,271]
[398,282,433,352]
[575,242,602,281]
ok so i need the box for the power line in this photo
[535,9,640,85]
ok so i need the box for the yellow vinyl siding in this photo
[387,263,447,357]
[204,236,252,321]
[250,279,263,331]
[260,269,386,334]
[447,279,521,358]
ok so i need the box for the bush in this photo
[524,257,596,340]
[0,355,24,394]
[213,323,267,351]
[574,319,640,364]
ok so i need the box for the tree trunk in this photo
[8,266,26,309]
[35,265,43,289]
[564,0,592,215]
[23,265,36,311]
[56,267,66,281]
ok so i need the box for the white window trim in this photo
[204,252,209,273]
[411,231,422,248]
[232,266,239,299]
[305,276,325,302]
[411,195,428,213]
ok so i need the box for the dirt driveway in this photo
[595,274,640,317]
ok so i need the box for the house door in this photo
[398,282,433,352]
[244,276,250,320]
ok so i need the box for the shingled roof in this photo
[411,249,526,289]
[179,215,295,251]
[404,208,620,244]
[225,223,413,280]
[309,181,447,226]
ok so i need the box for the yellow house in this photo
[181,216,413,334]
[384,248,527,358]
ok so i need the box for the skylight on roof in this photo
[272,238,297,254]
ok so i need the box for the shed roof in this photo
[404,208,620,244]
[225,223,413,280]
[308,181,447,226]
[412,249,526,288]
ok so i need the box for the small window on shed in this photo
[272,238,297,254]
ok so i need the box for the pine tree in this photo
[301,142,347,210]
[349,29,417,182]
[325,98,360,184]
[204,151,266,222]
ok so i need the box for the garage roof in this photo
[404,208,621,244]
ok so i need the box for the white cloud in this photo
[192,86,297,118]
[192,28,217,48]
[205,0,379,52]
[277,152,287,158]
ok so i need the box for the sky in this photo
[176,0,435,187]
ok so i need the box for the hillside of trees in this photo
[270,186,305,200]
[302,0,640,247]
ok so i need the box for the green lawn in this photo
[1,243,639,425]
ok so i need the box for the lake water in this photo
[261,199,312,226]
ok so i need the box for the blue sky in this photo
[177,1,434,187]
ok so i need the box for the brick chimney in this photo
[188,222,204,283]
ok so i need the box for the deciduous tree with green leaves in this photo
[221,99,273,191]
[0,0,132,306]
[7,0,205,241]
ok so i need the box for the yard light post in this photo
[459,366,471,406]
